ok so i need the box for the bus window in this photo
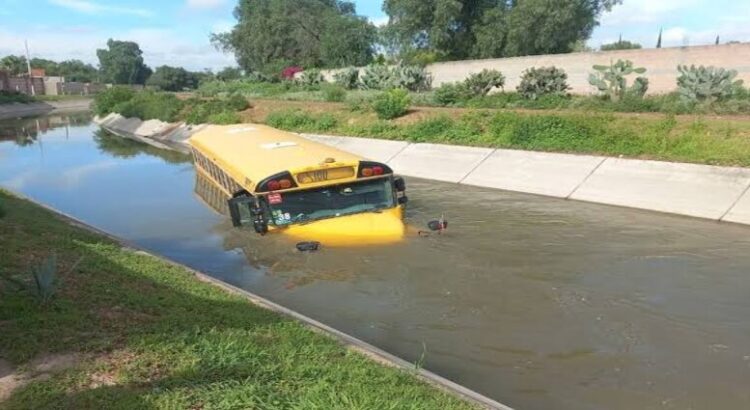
[266,178,394,226]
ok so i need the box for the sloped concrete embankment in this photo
[302,133,750,226]
[0,99,92,120]
[94,114,750,227]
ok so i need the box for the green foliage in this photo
[225,93,251,111]
[182,95,249,125]
[333,67,360,89]
[601,40,642,51]
[96,39,152,85]
[517,67,570,100]
[433,83,471,106]
[266,109,338,132]
[93,86,136,116]
[206,111,241,124]
[215,66,244,81]
[322,84,347,102]
[384,0,620,60]
[359,64,394,90]
[0,91,36,105]
[113,92,184,122]
[0,55,27,75]
[296,69,324,87]
[464,69,505,97]
[30,253,59,304]
[146,66,200,91]
[676,65,744,103]
[0,198,5,219]
[589,60,648,101]
[372,88,411,120]
[210,0,376,75]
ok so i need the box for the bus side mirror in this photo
[394,177,406,192]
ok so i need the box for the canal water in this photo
[2,115,750,410]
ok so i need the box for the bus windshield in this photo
[267,178,394,226]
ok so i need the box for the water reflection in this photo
[0,113,91,145]
[2,116,750,410]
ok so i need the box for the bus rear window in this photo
[267,178,394,225]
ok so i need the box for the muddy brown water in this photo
[2,115,750,410]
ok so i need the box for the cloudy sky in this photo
[1,0,748,71]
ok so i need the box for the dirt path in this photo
[0,354,81,402]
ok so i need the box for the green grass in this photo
[0,191,476,410]
[263,108,750,167]
[0,91,37,105]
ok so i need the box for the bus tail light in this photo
[257,172,298,192]
[358,161,392,178]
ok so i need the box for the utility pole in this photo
[24,39,35,96]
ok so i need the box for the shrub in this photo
[433,83,470,106]
[266,109,338,132]
[322,85,346,102]
[464,69,505,97]
[333,67,359,90]
[391,65,432,92]
[93,86,136,116]
[296,69,324,87]
[0,90,36,104]
[225,93,250,111]
[517,67,570,100]
[588,60,648,101]
[113,91,184,122]
[206,111,241,124]
[0,198,5,219]
[372,88,411,120]
[677,65,744,103]
[359,64,393,90]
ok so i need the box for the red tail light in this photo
[361,168,374,177]
[267,180,281,191]
[372,166,384,175]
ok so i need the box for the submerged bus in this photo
[188,124,407,246]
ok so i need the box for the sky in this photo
[0,0,748,71]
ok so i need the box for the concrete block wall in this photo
[320,43,750,95]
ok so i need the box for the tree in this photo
[96,39,152,85]
[383,0,621,60]
[601,39,642,51]
[211,0,376,75]
[29,58,60,75]
[0,55,28,75]
[57,60,99,82]
[215,67,243,81]
[146,65,199,91]
[656,28,662,48]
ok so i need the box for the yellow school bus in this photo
[188,124,407,247]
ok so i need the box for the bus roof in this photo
[188,124,365,191]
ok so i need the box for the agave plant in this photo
[677,65,744,103]
[588,60,648,101]
[32,253,59,304]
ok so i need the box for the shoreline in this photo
[0,99,93,120]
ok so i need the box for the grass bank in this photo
[0,91,37,105]
[244,101,750,167]
[0,191,476,409]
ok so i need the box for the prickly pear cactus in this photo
[677,65,744,103]
[517,66,570,100]
[588,59,648,100]
[359,64,393,90]
[333,67,360,90]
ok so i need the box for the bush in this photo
[0,90,36,105]
[677,65,743,103]
[322,85,346,102]
[372,89,411,120]
[93,86,136,116]
[391,65,432,92]
[0,198,5,219]
[517,67,570,100]
[225,93,250,111]
[112,92,184,122]
[296,69,324,87]
[359,64,393,90]
[433,83,470,106]
[464,69,505,97]
[588,60,648,101]
[333,67,359,90]
[266,109,338,132]
[206,111,241,124]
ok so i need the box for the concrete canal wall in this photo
[0,99,93,120]
[94,114,750,226]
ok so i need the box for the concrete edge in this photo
[3,190,511,410]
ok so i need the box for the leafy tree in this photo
[216,67,244,81]
[601,40,642,51]
[211,0,376,75]
[96,39,152,85]
[0,55,28,75]
[29,58,60,75]
[57,60,99,82]
[383,0,621,60]
[146,65,199,91]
